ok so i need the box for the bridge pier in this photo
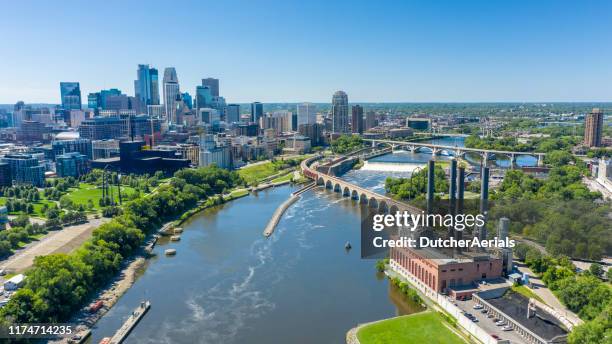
[537,154,544,167]
[510,154,517,169]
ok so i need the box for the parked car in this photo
[491,334,500,340]
[473,304,483,310]
[502,326,513,331]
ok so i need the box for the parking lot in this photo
[454,297,527,344]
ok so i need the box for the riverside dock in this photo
[263,183,315,237]
[108,301,150,344]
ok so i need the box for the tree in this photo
[589,263,604,278]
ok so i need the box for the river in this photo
[88,136,534,344]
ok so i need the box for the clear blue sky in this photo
[1,0,611,103]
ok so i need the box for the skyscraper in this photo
[202,78,220,97]
[251,102,263,123]
[331,91,349,133]
[351,105,364,134]
[365,110,376,130]
[297,103,317,126]
[181,92,193,109]
[226,104,240,123]
[60,82,82,110]
[163,67,180,124]
[195,86,213,110]
[134,64,160,113]
[584,108,604,147]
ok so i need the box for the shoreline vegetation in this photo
[0,157,310,336]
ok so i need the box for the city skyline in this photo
[2,1,612,104]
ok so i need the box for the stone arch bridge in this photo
[301,155,422,214]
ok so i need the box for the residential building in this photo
[17,121,50,142]
[351,105,364,134]
[298,123,323,146]
[79,117,123,140]
[0,163,11,187]
[0,154,45,186]
[584,108,604,147]
[365,111,377,130]
[331,91,349,133]
[56,152,89,177]
[199,134,231,169]
[60,82,82,110]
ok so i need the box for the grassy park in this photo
[357,312,465,344]
[64,183,138,210]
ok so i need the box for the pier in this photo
[108,301,150,344]
[263,182,315,237]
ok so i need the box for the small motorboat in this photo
[165,249,177,256]
[345,241,352,250]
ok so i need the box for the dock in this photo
[108,301,150,344]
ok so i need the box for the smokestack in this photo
[457,166,465,213]
[427,160,435,214]
[449,159,457,213]
[480,166,490,214]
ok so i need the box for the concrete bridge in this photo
[364,139,546,167]
[301,155,422,214]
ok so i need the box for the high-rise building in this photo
[79,117,123,140]
[297,103,317,126]
[584,108,604,147]
[163,67,180,124]
[60,82,82,110]
[134,64,160,113]
[251,102,263,123]
[351,105,364,134]
[52,138,93,159]
[226,104,240,123]
[299,123,323,146]
[201,78,220,98]
[181,92,193,109]
[195,86,213,110]
[365,111,377,130]
[331,91,349,133]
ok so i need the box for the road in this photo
[583,176,612,200]
[0,217,110,274]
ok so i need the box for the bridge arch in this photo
[368,197,379,209]
[334,183,341,192]
[379,200,389,214]
[325,180,333,189]
[351,190,359,200]
[389,205,399,214]
[317,177,324,185]
[359,193,368,204]
[343,187,350,197]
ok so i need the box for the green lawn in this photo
[357,312,465,344]
[510,285,545,304]
[271,173,293,184]
[238,162,280,185]
[65,183,138,210]
[0,197,57,218]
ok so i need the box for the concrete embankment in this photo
[263,183,315,237]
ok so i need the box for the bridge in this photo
[364,139,546,167]
[300,155,422,214]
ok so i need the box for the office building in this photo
[407,117,430,130]
[199,134,231,169]
[60,82,82,110]
[226,104,240,123]
[584,108,604,147]
[261,111,292,134]
[298,123,323,146]
[297,103,317,126]
[79,117,123,140]
[201,78,220,97]
[251,102,263,123]
[0,154,45,187]
[17,121,50,142]
[147,105,164,118]
[351,105,364,134]
[331,91,349,133]
[55,152,89,177]
[0,163,11,187]
[134,64,160,113]
[195,86,213,110]
[52,138,93,159]
[181,92,193,109]
[92,139,120,160]
[163,67,180,124]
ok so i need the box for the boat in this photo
[345,241,352,250]
[165,249,177,256]
[99,337,111,344]
[174,227,184,234]
[170,235,181,241]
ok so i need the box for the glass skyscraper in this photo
[60,82,82,110]
[251,102,263,123]
[331,91,349,133]
[163,67,180,124]
[134,64,160,113]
